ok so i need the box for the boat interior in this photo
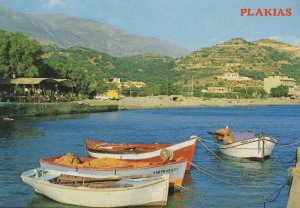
[50,174,134,189]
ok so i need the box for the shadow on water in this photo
[0,121,42,148]
[28,191,186,208]
[28,194,82,208]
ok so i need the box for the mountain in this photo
[0,6,189,58]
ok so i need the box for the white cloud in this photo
[44,0,64,8]
[269,36,300,47]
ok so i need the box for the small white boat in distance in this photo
[219,132,277,160]
[21,169,169,207]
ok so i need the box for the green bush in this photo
[271,85,289,97]
[239,68,266,80]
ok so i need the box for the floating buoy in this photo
[160,149,173,162]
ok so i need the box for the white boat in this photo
[21,168,169,207]
[219,134,277,159]
[39,154,187,189]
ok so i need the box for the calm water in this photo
[1,106,300,208]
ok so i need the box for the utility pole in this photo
[129,75,132,97]
[191,76,194,96]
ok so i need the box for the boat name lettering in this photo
[153,168,178,174]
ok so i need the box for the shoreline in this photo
[83,96,300,110]
[1,96,299,118]
[0,102,118,118]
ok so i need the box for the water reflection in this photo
[28,194,80,208]
[0,121,41,149]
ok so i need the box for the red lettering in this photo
[240,8,247,16]
[240,7,292,17]
[264,8,272,16]
[278,8,285,16]
[255,8,263,16]
[286,8,292,16]
[248,9,254,16]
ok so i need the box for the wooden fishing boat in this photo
[40,153,187,189]
[216,131,277,160]
[3,117,14,121]
[21,168,169,207]
[84,135,198,170]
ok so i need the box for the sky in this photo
[0,0,299,50]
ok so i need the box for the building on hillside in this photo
[218,73,252,81]
[204,87,231,94]
[263,75,296,93]
[122,81,146,88]
[104,78,145,89]
[104,78,121,84]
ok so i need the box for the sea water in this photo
[0,106,299,208]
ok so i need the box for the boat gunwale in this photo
[40,156,187,171]
[21,170,169,193]
[84,136,197,154]
[219,137,277,150]
[85,137,198,159]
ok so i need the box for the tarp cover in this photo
[232,131,255,141]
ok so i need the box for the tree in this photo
[0,30,44,78]
[0,30,10,78]
[271,85,289,97]
[9,32,43,77]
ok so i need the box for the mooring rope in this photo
[198,138,220,146]
[277,141,300,147]
[190,161,288,179]
[198,138,223,161]
[189,162,278,188]
[179,185,198,195]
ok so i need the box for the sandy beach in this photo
[82,95,300,110]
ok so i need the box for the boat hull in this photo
[84,136,198,170]
[21,169,169,207]
[40,157,187,189]
[219,137,277,159]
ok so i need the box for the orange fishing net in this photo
[54,153,150,169]
[54,152,81,167]
[79,158,150,169]
[216,128,231,136]
[223,135,234,144]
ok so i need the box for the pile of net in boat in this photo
[215,128,234,143]
[54,153,150,168]
[54,153,81,167]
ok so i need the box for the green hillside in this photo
[174,38,300,91]
[1,28,299,98]
[42,46,181,96]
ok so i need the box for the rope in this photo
[277,141,300,147]
[198,138,221,146]
[179,185,196,194]
[198,138,223,161]
[189,162,277,188]
[190,161,287,179]
[265,183,287,202]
